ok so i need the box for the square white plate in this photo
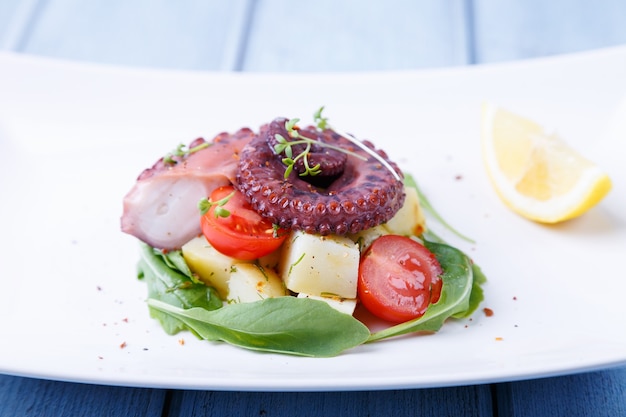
[0,47,625,391]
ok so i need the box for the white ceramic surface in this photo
[0,48,625,391]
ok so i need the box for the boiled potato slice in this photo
[181,236,242,298]
[384,186,426,236]
[279,231,359,299]
[297,293,357,315]
[349,224,389,252]
[257,246,282,271]
[227,263,288,303]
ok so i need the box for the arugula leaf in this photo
[367,241,474,342]
[139,238,484,352]
[138,243,222,334]
[155,248,201,283]
[455,263,486,319]
[148,297,370,357]
[404,174,475,243]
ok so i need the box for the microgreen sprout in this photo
[273,106,402,181]
[274,133,322,178]
[313,106,329,130]
[273,107,366,179]
[197,191,235,218]
[271,223,283,238]
[164,141,210,165]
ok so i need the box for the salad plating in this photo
[121,108,485,357]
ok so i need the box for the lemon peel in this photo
[481,103,612,223]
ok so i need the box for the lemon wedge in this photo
[481,103,612,223]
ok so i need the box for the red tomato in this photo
[200,185,287,260]
[358,235,443,323]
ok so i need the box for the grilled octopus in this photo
[236,118,405,236]
[121,118,405,249]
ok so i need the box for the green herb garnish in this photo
[163,141,210,165]
[274,107,403,181]
[197,190,235,217]
[273,107,366,179]
[274,131,322,178]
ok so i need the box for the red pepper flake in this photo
[119,342,127,349]
[455,174,463,180]
[513,296,517,301]
[483,308,494,317]
[122,318,129,323]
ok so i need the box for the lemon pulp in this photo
[481,104,612,223]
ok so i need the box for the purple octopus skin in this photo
[121,129,254,250]
[266,117,348,178]
[236,119,405,236]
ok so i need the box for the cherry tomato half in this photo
[200,185,287,260]
[358,235,443,323]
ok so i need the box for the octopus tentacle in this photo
[267,117,347,178]
[236,119,404,236]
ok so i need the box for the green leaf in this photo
[156,249,195,280]
[214,206,231,218]
[148,297,370,357]
[284,163,294,179]
[404,174,475,244]
[313,106,328,128]
[454,263,486,319]
[367,241,474,342]
[274,143,286,154]
[197,197,211,215]
[285,118,299,132]
[138,244,222,334]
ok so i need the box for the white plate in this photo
[1,48,625,391]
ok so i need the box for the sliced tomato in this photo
[358,235,443,323]
[200,185,287,260]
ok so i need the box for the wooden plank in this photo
[472,0,626,63]
[241,0,471,71]
[0,375,167,417]
[494,367,626,417]
[18,0,252,70]
[166,386,494,416]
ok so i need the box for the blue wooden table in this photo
[1,1,626,416]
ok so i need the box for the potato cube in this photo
[349,225,389,252]
[297,293,357,315]
[257,246,282,271]
[279,231,359,299]
[384,186,426,236]
[227,263,288,303]
[181,236,241,298]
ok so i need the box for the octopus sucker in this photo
[121,115,406,249]
[235,118,405,236]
